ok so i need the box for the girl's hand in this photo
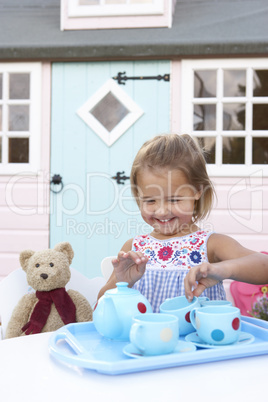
[112,251,149,287]
[184,262,224,302]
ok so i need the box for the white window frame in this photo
[181,58,268,177]
[68,0,164,17]
[0,63,42,175]
[77,78,144,146]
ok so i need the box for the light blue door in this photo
[50,61,170,278]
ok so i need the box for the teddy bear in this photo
[5,242,92,339]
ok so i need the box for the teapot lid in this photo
[105,282,140,296]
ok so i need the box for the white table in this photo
[0,332,266,402]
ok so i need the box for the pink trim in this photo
[41,63,51,175]
[0,63,51,281]
[170,61,181,133]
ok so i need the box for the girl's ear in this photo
[194,188,203,201]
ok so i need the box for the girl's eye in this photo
[50,263,54,267]
[35,263,40,268]
[145,199,155,204]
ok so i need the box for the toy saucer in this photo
[185,331,255,349]
[123,340,196,358]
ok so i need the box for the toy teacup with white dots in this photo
[130,313,179,356]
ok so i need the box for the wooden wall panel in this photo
[202,177,268,252]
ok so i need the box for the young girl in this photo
[98,134,268,312]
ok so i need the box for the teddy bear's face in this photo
[25,249,71,292]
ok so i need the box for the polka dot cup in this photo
[190,306,241,345]
[130,314,179,356]
[160,296,199,335]
[199,299,232,307]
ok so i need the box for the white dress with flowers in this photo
[132,230,226,313]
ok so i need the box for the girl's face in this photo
[137,167,202,239]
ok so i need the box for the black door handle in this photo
[50,174,63,193]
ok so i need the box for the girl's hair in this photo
[130,133,215,222]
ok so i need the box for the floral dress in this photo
[132,230,226,313]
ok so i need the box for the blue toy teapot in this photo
[93,282,152,341]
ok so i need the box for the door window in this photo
[181,59,268,176]
[77,79,143,146]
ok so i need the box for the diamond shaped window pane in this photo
[77,79,143,146]
[90,91,130,132]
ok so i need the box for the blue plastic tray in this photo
[49,317,268,375]
[240,315,268,329]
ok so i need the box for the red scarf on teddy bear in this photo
[22,288,76,335]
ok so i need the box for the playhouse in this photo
[0,0,267,280]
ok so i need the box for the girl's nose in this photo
[155,202,169,216]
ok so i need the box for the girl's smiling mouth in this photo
[155,217,175,224]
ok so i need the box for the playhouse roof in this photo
[1,0,268,61]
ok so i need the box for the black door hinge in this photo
[113,72,170,85]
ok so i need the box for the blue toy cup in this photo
[190,306,241,345]
[198,296,210,304]
[129,313,179,356]
[200,299,232,307]
[160,296,199,336]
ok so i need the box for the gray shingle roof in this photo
[1,0,268,61]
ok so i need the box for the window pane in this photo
[224,70,246,97]
[8,138,29,163]
[253,70,268,97]
[131,0,153,3]
[0,73,2,99]
[222,137,245,164]
[0,137,2,163]
[195,137,216,164]
[194,70,216,98]
[0,105,2,131]
[253,104,268,130]
[223,103,245,130]
[106,0,126,3]
[90,91,129,132]
[79,0,153,3]
[194,104,216,130]
[9,73,30,100]
[79,0,100,3]
[253,138,268,164]
[8,105,29,131]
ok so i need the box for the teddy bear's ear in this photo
[54,242,74,264]
[19,250,35,272]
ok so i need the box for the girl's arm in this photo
[184,233,268,301]
[97,238,149,299]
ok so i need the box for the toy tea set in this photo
[93,282,243,355]
[49,281,268,374]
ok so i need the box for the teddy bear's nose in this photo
[40,273,48,280]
